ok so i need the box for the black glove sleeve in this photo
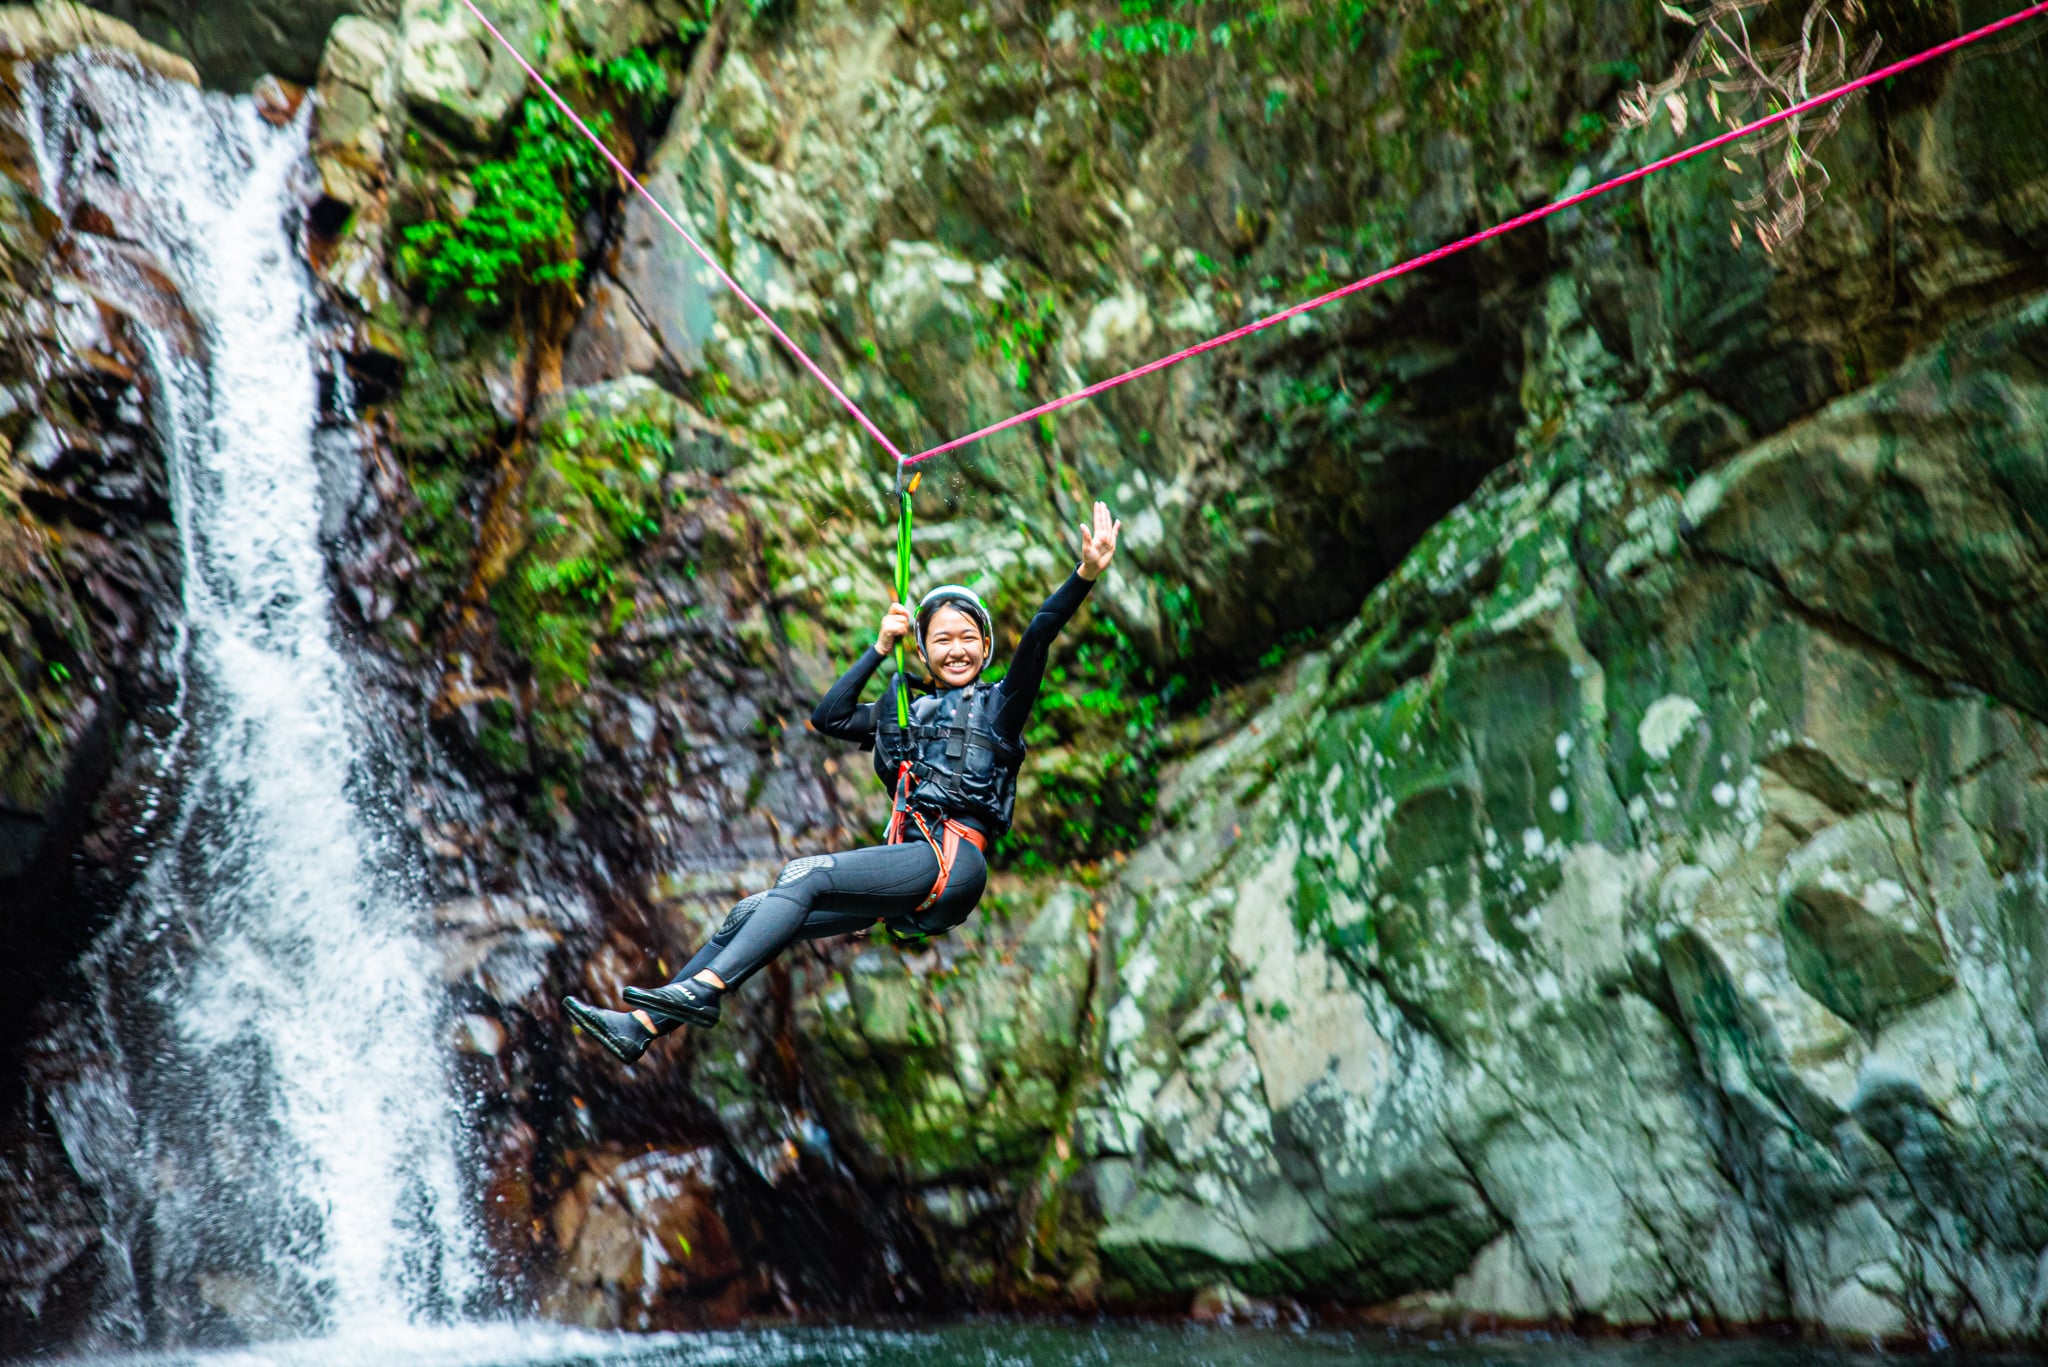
[810,646,889,743]
[991,572,1095,740]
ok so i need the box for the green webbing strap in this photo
[893,476,914,727]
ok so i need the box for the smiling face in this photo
[922,603,990,687]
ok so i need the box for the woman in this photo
[563,500,1122,1063]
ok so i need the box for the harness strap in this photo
[885,760,913,845]
[904,811,987,914]
[886,760,986,915]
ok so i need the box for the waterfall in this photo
[27,56,479,1340]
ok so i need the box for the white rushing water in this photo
[30,58,477,1336]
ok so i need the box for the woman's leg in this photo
[705,842,941,984]
[612,893,769,1039]
[623,841,943,1025]
[626,883,883,1034]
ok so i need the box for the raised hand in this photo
[875,600,914,652]
[1077,500,1121,581]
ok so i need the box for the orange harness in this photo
[886,761,988,913]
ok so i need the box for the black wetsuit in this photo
[655,572,1095,993]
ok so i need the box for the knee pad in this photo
[775,854,835,888]
[717,891,767,938]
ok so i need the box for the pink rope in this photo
[456,0,904,460]
[460,0,2046,472]
[903,0,2048,467]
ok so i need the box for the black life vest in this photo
[872,677,1024,837]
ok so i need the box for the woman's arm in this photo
[810,599,918,743]
[989,573,1093,734]
[992,501,1121,737]
[809,648,885,743]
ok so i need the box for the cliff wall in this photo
[7,0,2048,1346]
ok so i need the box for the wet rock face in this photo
[1080,299,2048,1331]
[542,1146,764,1329]
[0,23,202,1354]
[0,32,188,1010]
[588,0,1594,674]
[1037,66,2048,1338]
[291,0,2048,1340]
[626,0,2048,1338]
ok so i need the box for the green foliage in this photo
[503,604,599,693]
[1396,36,1484,113]
[546,404,676,546]
[1562,110,1608,155]
[976,289,1060,392]
[1090,1,1201,55]
[487,399,688,777]
[398,42,681,310]
[1258,624,1321,670]
[996,614,1191,869]
[581,48,670,118]
[523,554,616,604]
[1401,43,1448,82]
[1089,0,1388,58]
[1077,0,1525,152]
[399,99,613,309]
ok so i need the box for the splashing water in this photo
[29,57,477,1339]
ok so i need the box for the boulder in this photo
[544,1147,750,1330]
[312,15,398,207]
[1778,813,1955,1030]
[2,3,198,85]
[395,0,532,148]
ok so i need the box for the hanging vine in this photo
[1619,0,1883,252]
